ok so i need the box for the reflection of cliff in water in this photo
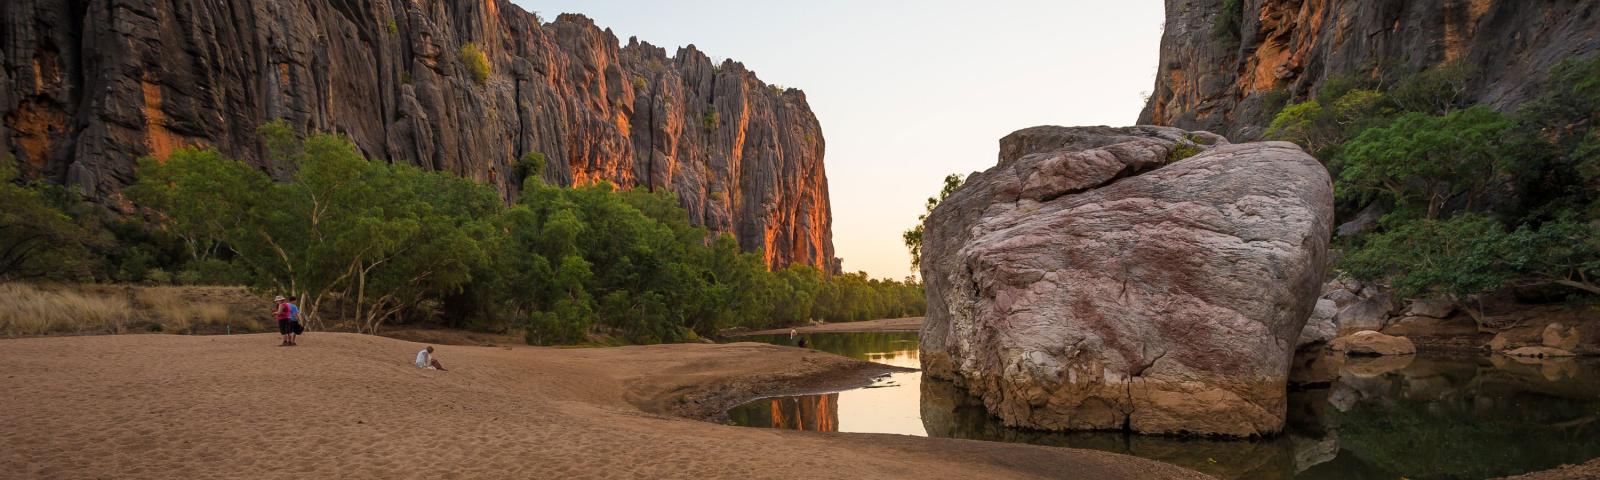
[726,394,840,432]
[922,354,1600,480]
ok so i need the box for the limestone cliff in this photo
[1139,0,1600,139]
[0,1,833,271]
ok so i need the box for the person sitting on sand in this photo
[273,296,294,347]
[286,296,304,345]
[415,346,447,371]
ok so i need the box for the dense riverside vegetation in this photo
[0,122,923,343]
[1266,57,1600,318]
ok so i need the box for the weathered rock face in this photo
[0,1,833,271]
[920,126,1334,436]
[1140,0,1600,139]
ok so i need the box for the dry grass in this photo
[0,283,267,337]
[136,286,235,332]
[0,283,130,335]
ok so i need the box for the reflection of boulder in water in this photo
[1486,354,1599,393]
[1340,354,1413,378]
[920,377,1308,480]
[1290,432,1339,474]
[1329,355,1600,479]
[1288,348,1339,387]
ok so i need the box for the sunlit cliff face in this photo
[1138,0,1597,140]
[0,4,835,272]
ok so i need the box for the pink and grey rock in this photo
[919,126,1333,437]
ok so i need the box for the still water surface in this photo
[728,332,1600,479]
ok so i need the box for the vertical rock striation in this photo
[0,1,833,271]
[1140,0,1600,139]
[921,126,1333,436]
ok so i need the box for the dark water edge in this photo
[729,332,1600,480]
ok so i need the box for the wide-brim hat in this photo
[274,295,286,302]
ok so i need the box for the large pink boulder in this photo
[920,126,1333,437]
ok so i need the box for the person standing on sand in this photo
[285,296,304,346]
[273,296,294,347]
[415,346,447,371]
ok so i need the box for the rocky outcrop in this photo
[1296,299,1338,350]
[920,126,1333,436]
[0,1,833,271]
[1139,0,1600,139]
[1329,331,1416,356]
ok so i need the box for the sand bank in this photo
[0,333,1206,479]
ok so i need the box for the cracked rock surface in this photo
[920,125,1333,437]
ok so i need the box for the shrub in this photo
[1388,61,1474,115]
[1211,0,1245,53]
[387,19,398,35]
[701,110,720,132]
[143,268,173,285]
[1166,134,1205,162]
[459,43,490,84]
[1259,88,1291,115]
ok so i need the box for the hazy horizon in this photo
[514,1,1165,279]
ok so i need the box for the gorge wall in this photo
[0,0,834,271]
[1140,0,1600,139]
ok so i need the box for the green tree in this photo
[903,173,964,270]
[0,163,106,280]
[1336,106,1514,219]
[135,125,497,332]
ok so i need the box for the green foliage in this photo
[903,173,965,271]
[1336,106,1514,219]
[1258,88,1291,116]
[1166,134,1204,162]
[1341,214,1511,298]
[1265,89,1392,157]
[459,43,490,85]
[701,110,720,132]
[113,122,924,343]
[134,126,498,333]
[1260,56,1600,307]
[631,75,647,91]
[515,152,548,186]
[1211,0,1245,53]
[387,19,398,35]
[0,162,108,281]
[1387,61,1474,115]
[467,178,925,343]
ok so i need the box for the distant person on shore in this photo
[273,296,294,347]
[415,346,447,371]
[286,296,304,346]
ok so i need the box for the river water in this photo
[727,331,1600,479]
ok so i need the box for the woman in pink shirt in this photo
[273,296,295,346]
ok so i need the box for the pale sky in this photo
[513,1,1165,279]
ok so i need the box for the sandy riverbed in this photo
[0,333,1206,479]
